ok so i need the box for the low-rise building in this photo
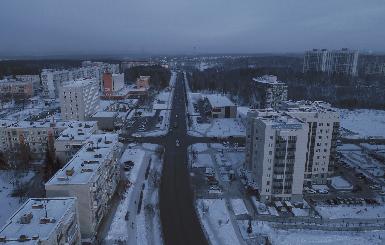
[59,79,100,121]
[0,197,80,245]
[205,94,237,118]
[252,75,288,110]
[45,134,122,242]
[136,76,150,89]
[54,121,98,164]
[0,79,34,98]
[245,109,308,203]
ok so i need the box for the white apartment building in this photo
[252,75,288,110]
[112,73,125,91]
[41,69,71,99]
[15,75,41,92]
[303,48,359,76]
[45,134,122,242]
[0,197,80,245]
[59,79,100,121]
[54,121,98,164]
[281,101,340,185]
[245,109,308,202]
[0,119,70,158]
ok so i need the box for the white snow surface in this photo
[340,109,385,138]
[230,199,248,216]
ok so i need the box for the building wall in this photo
[59,81,100,121]
[211,105,237,118]
[102,73,113,95]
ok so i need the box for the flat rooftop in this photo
[56,121,97,141]
[0,119,70,129]
[62,78,97,88]
[253,75,285,85]
[0,198,76,243]
[46,134,120,185]
[282,100,339,114]
[205,94,235,107]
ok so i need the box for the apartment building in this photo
[252,75,288,110]
[136,75,150,89]
[54,121,98,164]
[281,101,340,185]
[303,48,359,76]
[0,197,80,245]
[205,94,237,118]
[45,134,122,242]
[15,75,41,92]
[0,79,34,98]
[0,119,70,158]
[245,109,308,202]
[59,79,100,121]
[102,72,125,96]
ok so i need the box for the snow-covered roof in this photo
[56,121,97,141]
[205,94,235,108]
[46,134,120,185]
[92,111,118,118]
[0,197,76,243]
[62,78,97,88]
[253,75,285,85]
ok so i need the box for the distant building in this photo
[252,75,288,110]
[45,134,122,242]
[280,101,340,185]
[245,109,308,202]
[0,197,80,245]
[204,94,237,118]
[42,63,119,99]
[15,75,41,92]
[365,62,385,76]
[54,121,98,164]
[102,73,125,96]
[0,79,34,98]
[59,79,100,121]
[303,48,359,76]
[136,76,150,89]
[121,61,155,70]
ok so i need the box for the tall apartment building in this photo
[252,75,288,110]
[45,134,122,242]
[0,197,81,245]
[281,101,340,185]
[0,79,34,98]
[102,72,125,96]
[59,79,100,121]
[245,109,308,202]
[54,121,98,164]
[303,48,359,76]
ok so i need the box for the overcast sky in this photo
[0,0,384,56]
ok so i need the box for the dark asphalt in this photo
[121,72,245,245]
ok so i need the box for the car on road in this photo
[132,133,142,138]
[176,139,180,147]
[174,122,178,128]
[317,189,329,194]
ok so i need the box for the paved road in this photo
[119,72,245,245]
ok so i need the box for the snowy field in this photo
[238,220,385,245]
[230,199,248,216]
[340,109,385,138]
[0,171,34,227]
[197,199,241,245]
[315,205,385,219]
[192,153,213,168]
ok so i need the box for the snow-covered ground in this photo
[315,205,385,219]
[238,220,385,245]
[340,109,385,138]
[0,171,34,227]
[230,199,248,216]
[105,144,163,245]
[197,199,242,245]
[330,176,353,190]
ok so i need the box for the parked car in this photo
[176,139,180,147]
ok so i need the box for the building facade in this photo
[102,73,125,96]
[303,48,359,76]
[136,76,150,89]
[245,110,308,202]
[45,134,122,242]
[205,94,237,118]
[252,75,288,110]
[281,101,340,185]
[0,197,80,245]
[59,79,100,121]
[0,79,34,98]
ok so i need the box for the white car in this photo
[317,189,329,194]
[176,139,180,147]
